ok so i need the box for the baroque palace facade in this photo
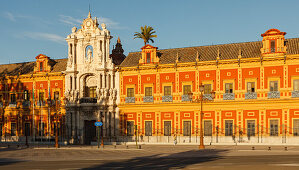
[119,29,299,144]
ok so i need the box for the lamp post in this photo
[188,84,215,150]
[47,98,52,143]
[54,99,60,148]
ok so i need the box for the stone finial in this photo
[238,47,242,59]
[117,37,121,43]
[217,48,220,60]
[72,27,77,33]
[88,11,91,18]
[176,52,179,63]
[196,51,200,62]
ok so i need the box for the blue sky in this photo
[0,0,299,64]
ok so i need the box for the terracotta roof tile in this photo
[0,58,67,76]
[120,38,299,67]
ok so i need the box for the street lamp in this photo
[54,99,60,148]
[47,98,52,143]
[188,83,215,149]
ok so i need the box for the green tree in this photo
[134,25,157,45]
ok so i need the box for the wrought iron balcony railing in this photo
[9,102,17,107]
[36,101,46,106]
[79,97,97,104]
[268,91,280,99]
[162,95,173,102]
[125,97,135,103]
[143,96,154,103]
[292,91,299,98]
[203,94,213,100]
[223,93,235,100]
[22,100,31,107]
[182,94,191,102]
[245,92,257,100]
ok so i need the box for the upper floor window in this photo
[10,94,16,103]
[294,80,299,91]
[86,86,96,98]
[39,92,44,101]
[0,94,3,102]
[225,83,233,93]
[146,53,151,63]
[164,86,171,96]
[24,90,29,101]
[270,81,278,91]
[40,62,43,71]
[183,85,191,95]
[270,40,275,53]
[145,87,152,96]
[204,84,211,94]
[127,88,134,97]
[54,91,60,100]
[247,82,255,93]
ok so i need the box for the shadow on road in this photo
[84,149,228,170]
[0,158,25,167]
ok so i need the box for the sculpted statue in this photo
[87,48,92,61]
[101,23,109,35]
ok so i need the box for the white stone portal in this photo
[64,12,120,145]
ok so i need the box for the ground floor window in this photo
[225,120,233,136]
[164,121,171,136]
[270,120,279,136]
[183,121,191,136]
[126,121,134,136]
[247,120,255,137]
[25,123,31,136]
[145,121,152,136]
[11,123,16,136]
[0,123,2,136]
[293,119,299,136]
[204,120,212,136]
[39,122,45,136]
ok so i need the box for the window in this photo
[164,121,171,136]
[270,120,279,136]
[204,84,212,94]
[0,123,2,137]
[247,120,255,137]
[293,119,299,136]
[39,92,44,102]
[24,90,29,101]
[270,81,278,91]
[0,94,2,102]
[225,83,233,93]
[204,120,212,136]
[164,86,171,96]
[183,121,191,136]
[146,53,151,63]
[86,86,96,98]
[294,80,299,91]
[127,88,134,97]
[247,82,255,93]
[40,62,43,71]
[25,123,31,136]
[126,121,134,136]
[70,76,73,90]
[39,122,45,136]
[54,91,60,100]
[270,40,275,53]
[225,120,233,136]
[11,123,16,136]
[10,94,16,103]
[183,85,191,95]
[145,87,152,96]
[145,121,152,136]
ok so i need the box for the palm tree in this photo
[134,25,157,45]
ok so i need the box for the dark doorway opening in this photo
[84,120,96,145]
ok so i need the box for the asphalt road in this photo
[1,145,299,169]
